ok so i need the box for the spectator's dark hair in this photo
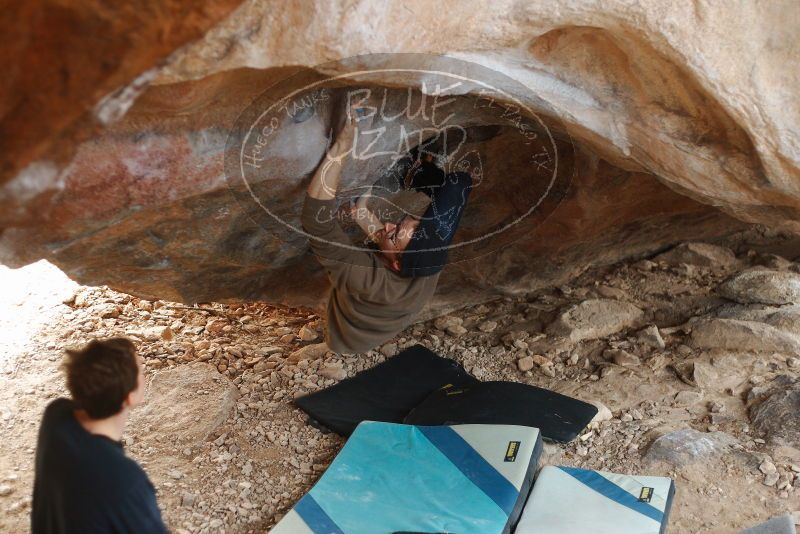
[64,338,139,419]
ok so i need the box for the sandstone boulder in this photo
[719,270,800,306]
[654,243,738,268]
[749,376,800,447]
[715,303,800,337]
[547,299,643,342]
[130,363,239,443]
[0,1,798,309]
[689,318,800,353]
[644,428,738,467]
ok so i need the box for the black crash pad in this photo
[293,344,478,436]
[404,381,598,442]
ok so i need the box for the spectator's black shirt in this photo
[32,398,167,533]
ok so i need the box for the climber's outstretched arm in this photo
[307,108,357,200]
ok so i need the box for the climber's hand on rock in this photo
[330,104,360,155]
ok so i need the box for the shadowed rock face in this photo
[1,1,797,311]
[0,0,243,202]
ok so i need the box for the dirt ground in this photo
[1,228,799,533]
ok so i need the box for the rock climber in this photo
[301,104,474,354]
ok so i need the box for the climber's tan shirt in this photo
[301,196,440,354]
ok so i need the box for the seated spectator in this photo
[32,338,167,533]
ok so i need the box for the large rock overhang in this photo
[1,1,797,313]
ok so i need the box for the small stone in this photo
[711,413,734,425]
[763,472,780,486]
[517,356,535,372]
[709,401,725,413]
[136,300,153,311]
[604,349,640,367]
[759,459,777,475]
[167,469,184,480]
[788,357,800,368]
[298,324,319,342]
[531,354,551,367]
[434,316,462,331]
[674,390,703,405]
[287,343,328,363]
[279,333,295,344]
[637,325,665,349]
[143,325,172,341]
[446,324,468,337]
[73,290,91,307]
[380,343,398,357]
[587,400,612,423]
[0,484,13,496]
[181,492,198,507]
[205,319,228,335]
[99,304,122,318]
[595,285,628,300]
[319,365,347,381]
[513,339,529,351]
[540,364,556,378]
[478,320,498,333]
